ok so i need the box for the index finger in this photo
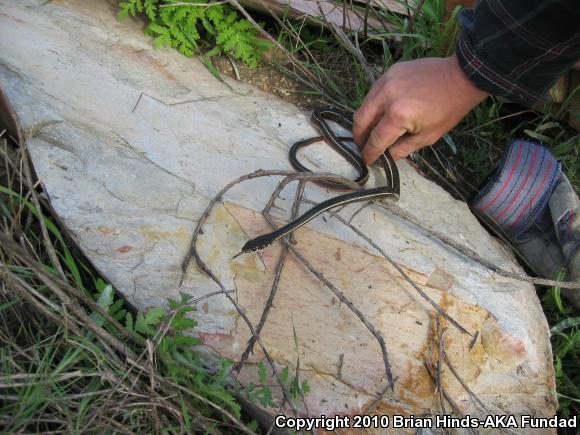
[362,113,407,165]
[353,86,385,147]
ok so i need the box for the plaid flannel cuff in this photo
[455,9,546,106]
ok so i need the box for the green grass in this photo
[543,269,580,418]
[0,135,262,433]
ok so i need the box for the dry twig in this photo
[257,174,396,390]
[234,180,305,370]
[375,202,580,289]
[183,169,396,405]
[301,198,471,335]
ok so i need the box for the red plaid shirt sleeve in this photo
[455,0,580,106]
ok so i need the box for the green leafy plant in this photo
[241,361,310,409]
[118,0,271,66]
[119,292,246,419]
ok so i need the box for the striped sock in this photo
[470,140,562,243]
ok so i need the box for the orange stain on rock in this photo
[216,202,548,419]
[139,225,189,242]
[98,226,119,235]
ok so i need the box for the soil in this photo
[212,55,319,110]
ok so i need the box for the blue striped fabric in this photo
[470,140,562,242]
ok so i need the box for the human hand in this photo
[353,54,489,164]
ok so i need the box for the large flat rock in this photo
[0,0,556,428]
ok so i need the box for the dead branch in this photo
[260,207,395,391]
[442,348,488,413]
[424,361,465,418]
[302,198,472,335]
[254,172,396,391]
[375,201,580,289]
[234,180,305,370]
[435,317,446,416]
[181,170,363,414]
[184,168,394,414]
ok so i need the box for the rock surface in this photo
[0,0,556,429]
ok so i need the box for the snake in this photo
[238,108,400,255]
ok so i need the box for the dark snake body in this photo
[240,108,401,254]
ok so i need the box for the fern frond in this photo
[144,0,158,20]
[118,0,267,66]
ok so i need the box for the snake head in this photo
[240,233,273,254]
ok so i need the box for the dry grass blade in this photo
[411,152,470,200]
[3,241,255,434]
[19,128,66,281]
[394,0,427,59]
[327,22,377,84]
